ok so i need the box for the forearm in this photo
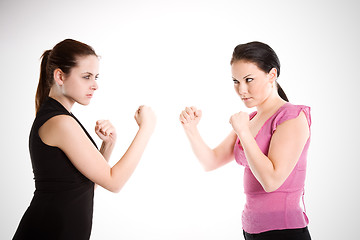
[184,127,218,171]
[180,107,234,171]
[109,127,153,192]
[100,141,115,162]
[95,142,115,190]
[238,130,276,192]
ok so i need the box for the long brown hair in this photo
[230,41,289,102]
[35,39,98,113]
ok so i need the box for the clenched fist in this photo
[229,111,250,136]
[134,105,156,131]
[179,106,202,131]
[95,120,117,144]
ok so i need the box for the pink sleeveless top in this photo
[234,103,311,234]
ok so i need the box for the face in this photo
[231,60,276,108]
[60,55,99,106]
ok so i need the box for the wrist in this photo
[237,127,252,140]
[184,125,199,137]
[139,124,155,134]
[101,140,115,150]
[102,136,116,145]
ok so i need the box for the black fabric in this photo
[243,227,311,240]
[13,97,97,240]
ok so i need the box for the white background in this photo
[1,0,359,239]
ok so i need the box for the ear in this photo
[268,68,278,84]
[53,68,65,86]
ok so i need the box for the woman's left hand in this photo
[95,120,117,144]
[229,112,250,136]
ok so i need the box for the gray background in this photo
[1,0,359,239]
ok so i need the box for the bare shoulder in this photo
[273,111,309,141]
[39,114,83,147]
[277,111,309,131]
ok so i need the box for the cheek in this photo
[247,84,256,94]
[65,80,84,94]
[234,85,240,95]
[252,81,267,94]
[257,83,272,99]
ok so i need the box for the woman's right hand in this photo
[134,105,156,131]
[179,106,202,131]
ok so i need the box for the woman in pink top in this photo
[180,41,311,240]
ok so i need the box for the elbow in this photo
[262,179,282,193]
[108,184,122,193]
[259,169,286,193]
[106,169,125,193]
[111,187,121,193]
[103,180,123,193]
[202,163,217,172]
[203,164,212,172]
[201,156,225,172]
[95,184,121,193]
[263,185,279,193]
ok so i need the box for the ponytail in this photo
[276,82,289,102]
[35,50,52,113]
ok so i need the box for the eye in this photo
[83,75,91,80]
[233,79,239,84]
[95,75,99,81]
[245,78,254,83]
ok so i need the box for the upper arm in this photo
[39,115,115,191]
[267,111,310,186]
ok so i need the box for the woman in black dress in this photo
[13,39,156,239]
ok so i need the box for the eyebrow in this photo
[242,74,252,79]
[82,72,99,76]
[232,74,252,81]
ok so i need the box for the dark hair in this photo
[230,41,288,102]
[35,39,98,113]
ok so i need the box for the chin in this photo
[243,102,256,109]
[77,99,91,106]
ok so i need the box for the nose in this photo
[236,82,248,95]
[91,80,98,90]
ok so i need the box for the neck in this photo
[256,91,286,116]
[49,88,74,113]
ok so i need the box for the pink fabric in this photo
[234,103,311,234]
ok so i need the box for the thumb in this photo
[95,125,100,132]
[195,109,202,118]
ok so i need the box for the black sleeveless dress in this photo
[13,97,97,240]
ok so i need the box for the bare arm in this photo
[39,106,156,193]
[95,120,117,162]
[180,107,237,171]
[99,141,115,162]
[93,120,118,190]
[230,111,310,192]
